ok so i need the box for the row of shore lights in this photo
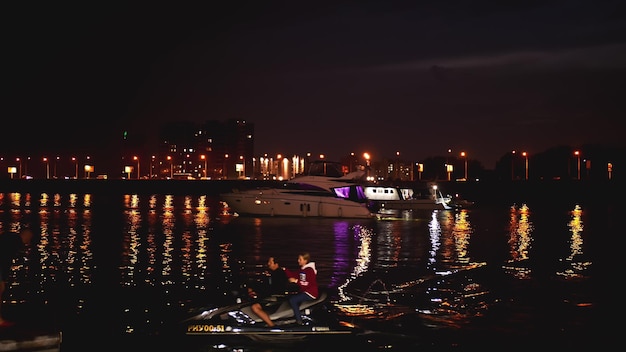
[4,154,249,180]
[3,156,93,179]
[439,149,597,181]
[0,151,505,181]
[510,150,610,180]
[4,150,611,181]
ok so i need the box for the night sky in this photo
[5,1,625,169]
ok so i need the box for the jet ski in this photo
[182,289,358,342]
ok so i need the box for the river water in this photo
[0,181,603,351]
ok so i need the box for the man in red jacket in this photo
[285,252,318,325]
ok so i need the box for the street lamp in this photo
[85,156,91,178]
[133,156,140,179]
[167,156,173,178]
[239,155,245,179]
[54,156,59,178]
[363,152,370,180]
[16,157,22,178]
[24,157,30,177]
[395,151,400,180]
[306,152,311,173]
[43,157,50,179]
[522,151,528,180]
[150,155,155,179]
[460,151,467,181]
[511,150,516,180]
[72,157,78,179]
[574,150,581,180]
[201,155,207,179]
[319,154,326,175]
[223,154,229,179]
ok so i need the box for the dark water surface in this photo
[0,181,604,351]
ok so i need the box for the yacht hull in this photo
[373,199,451,211]
[221,189,374,218]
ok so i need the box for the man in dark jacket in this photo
[248,256,288,327]
[0,228,33,327]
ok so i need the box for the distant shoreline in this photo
[0,179,617,207]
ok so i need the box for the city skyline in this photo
[0,139,621,182]
[5,1,625,169]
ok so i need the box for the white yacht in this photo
[220,161,374,218]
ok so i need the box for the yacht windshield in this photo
[332,185,367,202]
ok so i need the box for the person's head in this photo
[19,228,33,245]
[297,252,310,267]
[267,256,280,271]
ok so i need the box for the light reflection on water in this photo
[0,191,595,350]
[557,204,591,279]
[503,203,534,279]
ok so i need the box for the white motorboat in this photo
[220,161,374,218]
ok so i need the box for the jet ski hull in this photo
[182,290,357,341]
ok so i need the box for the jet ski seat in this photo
[242,291,328,322]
